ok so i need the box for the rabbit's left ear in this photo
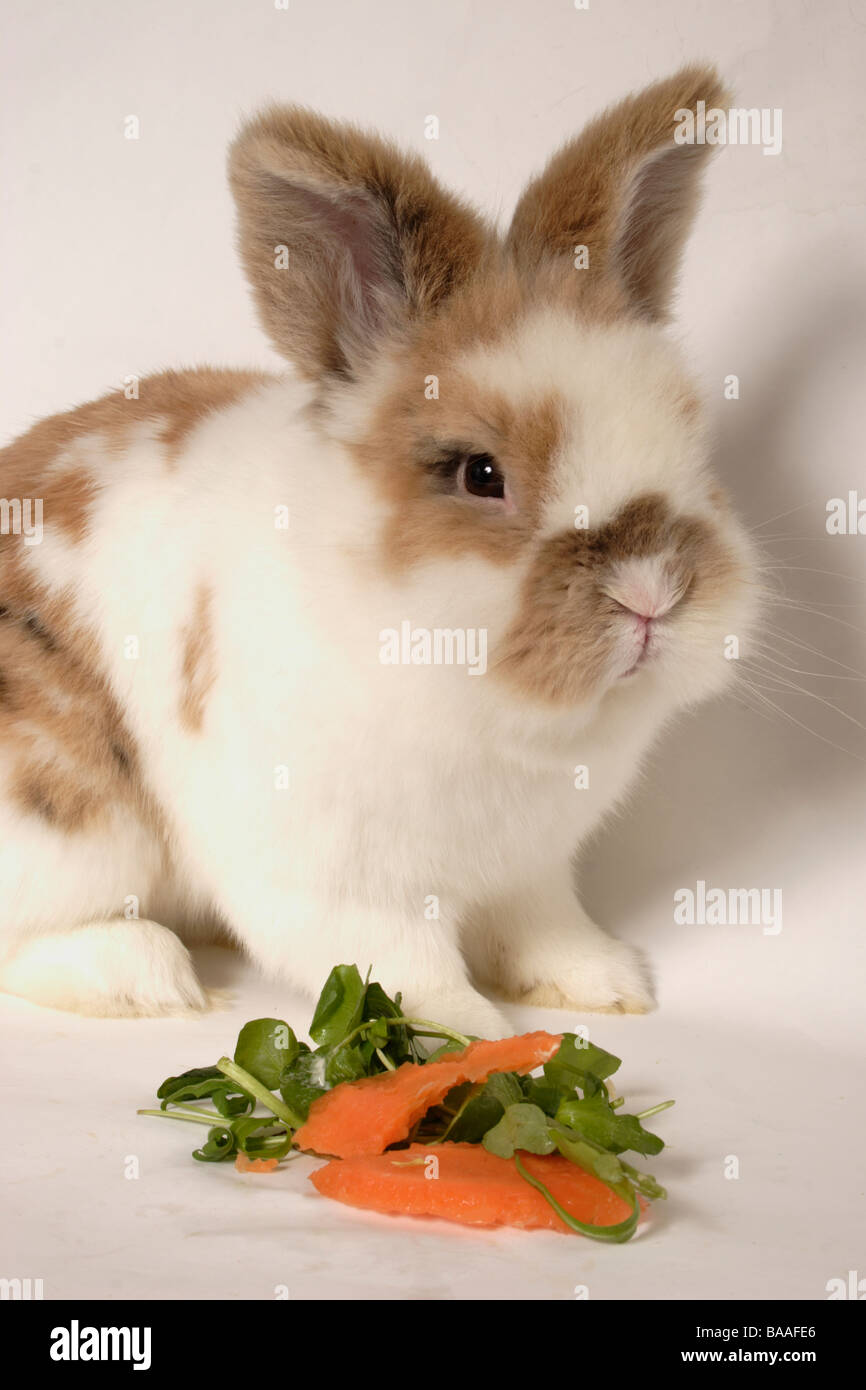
[507,65,729,321]
[229,106,492,382]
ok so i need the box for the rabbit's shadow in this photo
[581,261,866,934]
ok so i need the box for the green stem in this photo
[375,1048,396,1071]
[329,1015,472,1060]
[137,1106,221,1127]
[216,1057,302,1129]
[397,1018,472,1047]
[635,1100,675,1120]
[514,1154,640,1243]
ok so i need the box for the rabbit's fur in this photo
[0,67,758,1034]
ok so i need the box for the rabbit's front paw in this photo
[0,919,211,1018]
[401,986,512,1042]
[511,936,654,1015]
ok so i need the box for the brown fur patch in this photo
[41,468,100,542]
[0,575,157,834]
[179,584,217,733]
[0,368,270,519]
[494,493,738,705]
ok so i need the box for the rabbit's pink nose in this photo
[603,563,686,622]
[611,595,672,626]
[620,601,657,622]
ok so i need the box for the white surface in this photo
[2,939,863,1302]
[2,0,865,1299]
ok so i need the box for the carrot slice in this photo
[294,1031,562,1158]
[310,1142,633,1232]
[235,1152,279,1173]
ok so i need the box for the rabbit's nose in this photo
[613,594,673,623]
[602,558,690,620]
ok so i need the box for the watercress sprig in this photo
[138,963,674,1240]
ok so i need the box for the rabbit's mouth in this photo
[607,589,677,681]
[611,621,663,682]
[618,645,653,680]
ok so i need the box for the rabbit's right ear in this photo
[229,107,492,382]
[506,65,730,322]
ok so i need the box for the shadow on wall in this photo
[581,268,866,935]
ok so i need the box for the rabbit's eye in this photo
[461,453,506,500]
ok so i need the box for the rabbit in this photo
[0,65,758,1038]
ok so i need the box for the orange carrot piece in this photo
[235,1152,279,1173]
[310,1142,633,1232]
[294,1031,562,1158]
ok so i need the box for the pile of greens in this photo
[139,964,673,1242]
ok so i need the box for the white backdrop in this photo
[2,0,865,1301]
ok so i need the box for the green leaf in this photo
[543,1034,621,1097]
[157,1065,223,1100]
[279,1049,329,1121]
[551,1124,628,1186]
[424,1039,469,1064]
[362,982,402,1020]
[445,1072,524,1144]
[556,1094,664,1157]
[158,1071,254,1118]
[362,982,421,1063]
[521,1076,565,1117]
[482,1102,557,1159]
[309,965,367,1048]
[234,1018,299,1090]
[476,1072,524,1110]
[569,1037,621,1080]
[324,1041,369,1088]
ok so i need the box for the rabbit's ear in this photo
[506,65,729,321]
[229,107,491,381]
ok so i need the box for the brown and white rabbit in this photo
[0,66,758,1035]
